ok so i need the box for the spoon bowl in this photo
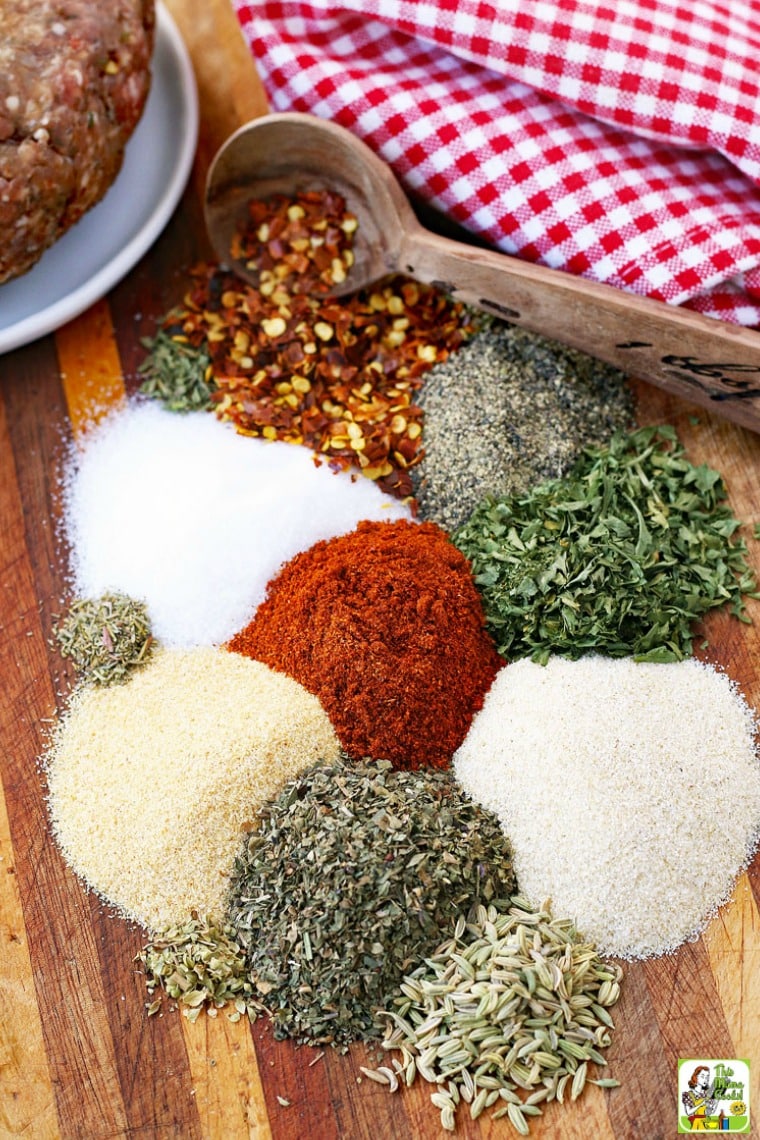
[204,111,760,434]
[204,112,416,296]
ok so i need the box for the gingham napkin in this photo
[233,0,760,326]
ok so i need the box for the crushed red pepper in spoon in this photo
[229,188,358,296]
[152,189,475,501]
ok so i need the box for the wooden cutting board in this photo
[0,2,758,1137]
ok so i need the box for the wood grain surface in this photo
[0,3,759,1137]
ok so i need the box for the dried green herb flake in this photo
[454,425,759,662]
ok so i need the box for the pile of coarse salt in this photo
[62,401,412,647]
[453,655,760,959]
[45,646,341,932]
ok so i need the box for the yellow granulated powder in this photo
[45,646,340,932]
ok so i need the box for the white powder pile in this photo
[45,646,340,932]
[62,401,412,646]
[453,655,760,959]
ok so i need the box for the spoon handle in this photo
[403,226,760,434]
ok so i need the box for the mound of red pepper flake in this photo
[156,193,475,501]
[229,189,358,296]
[228,519,504,771]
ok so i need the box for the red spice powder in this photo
[228,520,503,770]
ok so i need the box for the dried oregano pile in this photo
[365,897,621,1133]
[455,424,760,663]
[53,592,155,685]
[226,758,517,1049]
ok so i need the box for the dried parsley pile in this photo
[454,424,759,663]
[227,758,517,1049]
[53,592,154,685]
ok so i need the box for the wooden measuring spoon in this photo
[205,111,760,434]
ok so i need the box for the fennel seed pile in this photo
[365,896,622,1134]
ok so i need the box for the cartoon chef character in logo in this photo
[681,1065,719,1130]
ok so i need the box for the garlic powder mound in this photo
[45,646,340,932]
[453,655,760,959]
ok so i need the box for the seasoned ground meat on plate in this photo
[0,0,155,285]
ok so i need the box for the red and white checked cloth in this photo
[233,0,760,326]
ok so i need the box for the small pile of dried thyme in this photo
[137,327,214,412]
[53,592,155,685]
[227,757,517,1050]
[136,914,261,1023]
[363,896,622,1134]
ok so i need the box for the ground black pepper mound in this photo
[411,319,636,531]
[227,758,517,1049]
[228,519,503,770]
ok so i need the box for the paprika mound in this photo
[228,520,503,770]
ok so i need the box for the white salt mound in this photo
[45,646,341,932]
[453,655,760,959]
[62,402,412,646]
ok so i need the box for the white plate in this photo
[0,3,199,355]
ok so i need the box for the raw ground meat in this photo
[0,0,155,284]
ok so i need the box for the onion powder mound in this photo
[61,401,412,648]
[453,655,760,959]
[44,646,340,932]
